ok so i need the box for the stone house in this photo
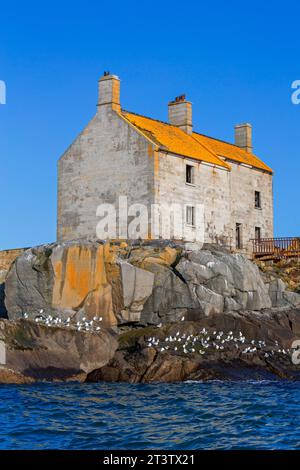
[57,73,273,254]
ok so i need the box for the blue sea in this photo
[0,381,299,450]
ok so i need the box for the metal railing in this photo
[251,237,300,259]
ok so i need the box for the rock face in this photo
[5,241,120,326]
[4,240,300,327]
[177,249,272,314]
[117,261,154,323]
[4,240,182,326]
[87,309,300,383]
[2,239,300,383]
[267,278,300,309]
[140,263,200,325]
[257,258,300,293]
[0,319,118,383]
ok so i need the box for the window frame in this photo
[186,205,196,227]
[185,164,195,185]
[254,191,261,209]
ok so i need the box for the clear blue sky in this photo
[0,0,299,249]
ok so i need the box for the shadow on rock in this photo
[0,283,8,319]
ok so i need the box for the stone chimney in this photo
[235,123,253,153]
[97,71,120,112]
[168,95,192,134]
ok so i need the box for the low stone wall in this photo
[0,248,28,272]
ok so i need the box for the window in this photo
[186,206,195,226]
[186,164,194,184]
[255,191,261,209]
[255,226,261,241]
[236,223,242,249]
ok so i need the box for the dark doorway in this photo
[236,223,242,249]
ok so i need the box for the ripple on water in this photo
[0,381,299,449]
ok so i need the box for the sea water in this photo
[0,381,299,450]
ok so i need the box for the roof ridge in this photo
[192,131,238,149]
[122,109,172,127]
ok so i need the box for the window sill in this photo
[185,224,196,229]
[185,182,196,187]
[254,207,262,210]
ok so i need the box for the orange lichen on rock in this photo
[51,243,117,326]
[128,245,181,270]
[103,243,124,318]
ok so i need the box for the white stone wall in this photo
[154,152,232,246]
[154,152,273,254]
[229,162,273,254]
[57,108,155,241]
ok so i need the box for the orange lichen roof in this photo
[122,111,230,169]
[193,133,273,173]
[122,111,272,174]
